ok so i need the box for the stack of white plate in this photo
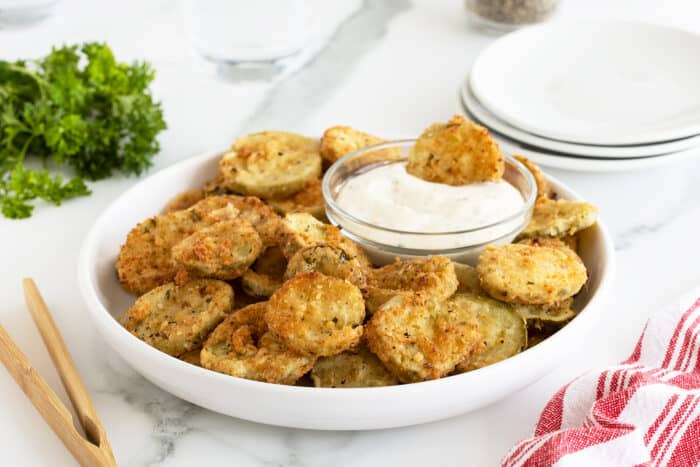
[459,21,700,172]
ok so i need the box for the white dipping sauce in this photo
[335,162,524,250]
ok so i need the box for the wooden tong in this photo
[0,279,117,467]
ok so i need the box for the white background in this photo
[1,0,700,465]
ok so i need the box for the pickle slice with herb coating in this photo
[266,178,326,221]
[122,279,233,357]
[162,189,206,213]
[366,256,458,314]
[454,293,527,372]
[219,131,322,199]
[520,197,597,238]
[365,292,480,383]
[277,212,372,269]
[320,126,385,164]
[517,236,577,253]
[514,299,577,329]
[453,261,482,294]
[513,155,552,199]
[406,115,504,185]
[117,196,245,295]
[284,244,367,289]
[240,246,287,298]
[311,346,398,388]
[477,244,587,305]
[172,218,263,281]
[179,347,202,366]
[266,272,365,357]
[201,302,315,384]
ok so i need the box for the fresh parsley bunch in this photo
[0,43,166,219]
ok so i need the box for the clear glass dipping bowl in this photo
[322,140,537,266]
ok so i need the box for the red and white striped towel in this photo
[502,291,700,467]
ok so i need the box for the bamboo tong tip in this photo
[0,278,116,467]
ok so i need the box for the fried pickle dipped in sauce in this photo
[406,115,504,185]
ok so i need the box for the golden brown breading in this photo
[194,195,281,246]
[277,212,372,269]
[266,272,365,357]
[454,294,527,372]
[284,244,367,290]
[310,346,398,388]
[240,246,287,298]
[162,189,206,213]
[172,218,263,281]
[122,279,233,357]
[513,155,552,199]
[365,293,480,382]
[265,178,326,221]
[517,236,576,253]
[513,298,577,329]
[201,302,315,384]
[520,197,597,238]
[319,126,385,164]
[218,131,322,199]
[406,115,504,185]
[179,347,202,366]
[453,261,482,294]
[365,256,458,314]
[477,244,587,305]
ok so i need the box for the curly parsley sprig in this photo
[0,43,166,219]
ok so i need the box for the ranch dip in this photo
[335,162,524,248]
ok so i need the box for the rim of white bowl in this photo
[77,150,616,399]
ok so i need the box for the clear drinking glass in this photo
[182,0,313,81]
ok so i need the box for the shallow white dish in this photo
[470,21,700,146]
[78,150,615,430]
[458,101,700,173]
[461,79,700,159]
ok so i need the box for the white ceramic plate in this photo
[461,79,700,159]
[470,21,700,145]
[78,150,615,430]
[458,101,700,173]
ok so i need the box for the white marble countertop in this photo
[2,0,700,465]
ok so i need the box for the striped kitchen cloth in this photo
[502,290,700,467]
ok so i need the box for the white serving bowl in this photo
[77,150,615,430]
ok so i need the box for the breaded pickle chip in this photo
[162,189,206,213]
[406,115,504,185]
[518,236,577,253]
[453,261,482,294]
[513,155,551,199]
[477,244,587,305]
[267,272,365,356]
[195,195,281,246]
[319,126,385,163]
[277,213,372,269]
[179,347,202,366]
[123,279,233,357]
[513,298,577,329]
[219,131,322,198]
[365,293,480,382]
[117,196,242,295]
[240,246,287,298]
[311,346,398,388]
[284,244,367,290]
[454,294,527,372]
[366,256,458,313]
[266,178,325,220]
[521,197,597,238]
[201,302,314,384]
[172,218,263,281]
